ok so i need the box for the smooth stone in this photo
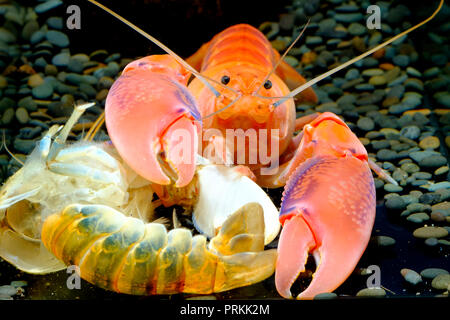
[30,30,45,44]
[377,149,398,161]
[430,211,446,222]
[52,52,70,67]
[412,172,432,180]
[425,237,439,246]
[406,67,422,77]
[18,96,37,112]
[313,292,338,300]
[419,155,447,168]
[10,281,27,288]
[431,274,450,290]
[420,268,449,280]
[27,73,44,88]
[385,196,406,210]
[356,288,386,297]
[0,285,18,296]
[369,75,387,86]
[419,193,441,205]
[401,163,419,174]
[35,0,63,13]
[371,236,396,247]
[393,54,410,67]
[413,226,448,239]
[407,203,431,213]
[22,20,39,40]
[1,108,14,125]
[435,166,449,175]
[15,108,29,124]
[357,117,374,131]
[407,212,429,223]
[384,184,403,193]
[305,36,322,45]
[67,58,85,73]
[348,22,366,36]
[409,150,441,162]
[345,68,360,81]
[0,28,16,43]
[47,17,63,30]
[423,67,440,78]
[31,82,53,99]
[46,30,69,47]
[401,269,422,285]
[400,125,420,140]
[13,138,36,154]
[34,57,48,69]
[424,182,450,192]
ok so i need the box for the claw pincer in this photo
[105,55,201,187]
[275,112,376,299]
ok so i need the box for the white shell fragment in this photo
[193,163,280,245]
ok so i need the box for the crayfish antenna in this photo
[2,130,24,167]
[254,18,311,97]
[87,0,239,99]
[267,0,444,107]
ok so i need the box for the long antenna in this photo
[87,0,239,98]
[254,18,311,97]
[268,0,444,107]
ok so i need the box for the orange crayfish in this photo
[88,0,443,299]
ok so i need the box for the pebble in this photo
[14,138,36,154]
[31,82,53,99]
[46,30,69,47]
[419,155,447,168]
[420,268,449,280]
[2,108,14,125]
[435,166,449,176]
[27,73,44,88]
[384,183,403,193]
[409,150,441,162]
[419,136,440,149]
[419,193,441,205]
[356,117,374,131]
[348,23,366,36]
[401,269,422,285]
[412,172,432,180]
[431,274,450,290]
[430,211,446,222]
[425,237,439,246]
[0,285,18,296]
[15,108,29,124]
[35,0,63,13]
[52,52,70,67]
[313,292,338,300]
[413,226,448,239]
[47,17,63,30]
[377,149,398,161]
[371,235,396,247]
[356,288,386,297]
[10,281,27,288]
[406,212,429,223]
[401,163,419,174]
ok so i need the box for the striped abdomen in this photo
[201,24,276,73]
[41,203,276,295]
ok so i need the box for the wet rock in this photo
[2,108,14,125]
[313,292,338,300]
[377,149,398,161]
[27,73,44,88]
[31,82,53,99]
[371,236,396,247]
[409,150,441,163]
[357,117,374,131]
[431,274,450,290]
[356,288,386,297]
[419,136,440,149]
[46,30,69,48]
[413,226,448,239]
[47,17,63,30]
[435,166,449,176]
[15,107,29,124]
[401,269,422,285]
[18,96,37,112]
[420,268,449,280]
[407,212,429,223]
[35,0,63,13]
[425,237,439,247]
[401,163,419,174]
[384,184,403,193]
[0,285,18,296]
[419,193,441,205]
[13,138,36,154]
[419,155,447,168]
[430,211,446,222]
[52,52,70,67]
[385,196,406,210]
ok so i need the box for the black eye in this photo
[221,75,230,85]
[263,80,272,90]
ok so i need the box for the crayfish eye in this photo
[221,75,230,85]
[263,80,272,90]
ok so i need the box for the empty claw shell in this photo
[192,164,280,245]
